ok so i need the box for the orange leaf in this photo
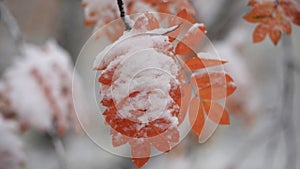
[292,11,300,25]
[198,83,237,100]
[253,23,268,43]
[150,136,170,152]
[203,101,230,125]
[111,129,128,147]
[243,2,275,23]
[176,9,195,23]
[279,20,292,35]
[145,12,160,30]
[191,72,234,89]
[167,10,188,42]
[133,12,160,31]
[130,139,151,168]
[188,97,205,136]
[163,127,180,143]
[175,23,206,55]
[184,57,227,71]
[84,19,96,27]
[192,72,236,100]
[178,83,192,125]
[269,28,281,45]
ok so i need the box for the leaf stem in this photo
[117,0,131,31]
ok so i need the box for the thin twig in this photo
[0,1,24,51]
[49,131,68,169]
[117,0,131,31]
[281,35,297,169]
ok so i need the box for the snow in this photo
[96,27,181,127]
[2,40,77,134]
[0,116,26,169]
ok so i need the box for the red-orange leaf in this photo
[269,28,281,45]
[203,101,230,125]
[191,72,234,89]
[150,136,170,152]
[184,57,227,71]
[130,139,151,168]
[163,127,180,143]
[175,23,206,55]
[178,83,192,125]
[111,129,128,147]
[243,2,275,23]
[253,23,268,43]
[198,82,237,100]
[188,97,205,136]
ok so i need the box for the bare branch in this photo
[0,1,23,50]
[117,0,131,31]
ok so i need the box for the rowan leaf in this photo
[130,139,151,168]
[243,2,275,23]
[178,83,192,125]
[184,57,227,71]
[175,23,206,55]
[269,28,281,45]
[111,129,128,147]
[253,23,268,43]
[188,97,205,136]
[203,101,230,125]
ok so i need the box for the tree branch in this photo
[117,0,131,31]
[48,130,68,169]
[280,34,297,169]
[0,1,23,50]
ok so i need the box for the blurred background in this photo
[0,0,300,169]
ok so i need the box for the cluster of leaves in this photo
[95,8,236,168]
[0,40,78,135]
[244,0,300,45]
[82,0,195,41]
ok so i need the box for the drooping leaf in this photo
[130,139,151,168]
[253,23,268,43]
[269,28,281,45]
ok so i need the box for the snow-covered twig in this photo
[0,1,23,51]
[117,0,131,31]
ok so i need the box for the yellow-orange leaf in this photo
[203,101,230,125]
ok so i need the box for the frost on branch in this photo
[244,0,300,45]
[94,11,236,168]
[82,0,195,41]
[1,40,78,135]
[0,115,26,169]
